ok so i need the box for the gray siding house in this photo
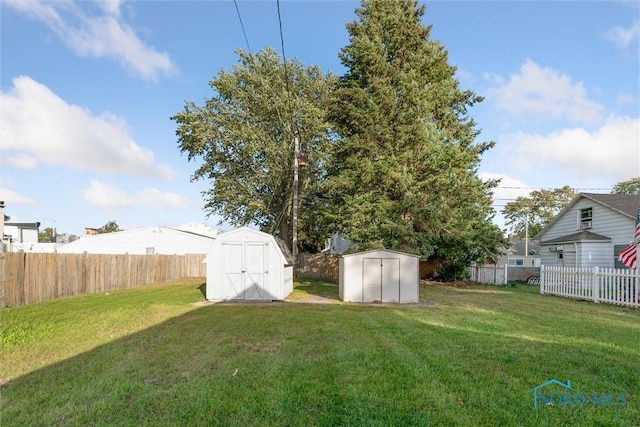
[534,193,640,269]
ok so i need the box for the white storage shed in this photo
[339,249,419,303]
[205,227,293,301]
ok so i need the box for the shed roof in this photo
[211,227,294,266]
[341,248,420,258]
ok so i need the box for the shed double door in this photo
[362,258,400,302]
[221,242,268,300]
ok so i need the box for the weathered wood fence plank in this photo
[1,252,206,307]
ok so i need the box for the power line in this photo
[233,0,252,53]
[276,0,295,134]
[495,186,612,191]
[275,0,302,263]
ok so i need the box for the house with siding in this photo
[495,237,541,267]
[533,193,640,269]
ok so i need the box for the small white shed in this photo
[339,249,419,303]
[205,227,293,301]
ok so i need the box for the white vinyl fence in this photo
[540,265,639,307]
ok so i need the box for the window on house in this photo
[556,250,563,261]
[579,207,593,230]
[508,258,524,266]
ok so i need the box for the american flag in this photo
[618,205,640,270]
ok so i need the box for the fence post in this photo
[503,264,508,286]
[592,266,599,303]
[636,269,639,306]
[540,265,545,294]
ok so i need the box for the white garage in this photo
[57,225,216,255]
[339,249,419,303]
[205,227,293,301]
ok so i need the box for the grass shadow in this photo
[290,278,340,302]
[197,283,206,299]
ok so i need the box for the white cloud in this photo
[99,0,124,17]
[617,92,638,106]
[0,76,175,181]
[487,60,605,126]
[83,181,132,208]
[4,0,176,80]
[0,188,38,205]
[83,181,194,209]
[604,19,640,52]
[2,152,39,170]
[504,116,640,182]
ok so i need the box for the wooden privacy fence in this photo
[295,253,339,283]
[540,265,639,308]
[1,252,206,307]
[469,264,507,285]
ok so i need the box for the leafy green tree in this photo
[172,48,336,251]
[325,0,506,277]
[97,220,122,234]
[611,177,640,195]
[38,227,56,243]
[501,186,576,238]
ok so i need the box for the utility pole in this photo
[525,213,529,257]
[292,134,300,264]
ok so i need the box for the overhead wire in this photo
[233,0,252,54]
[276,0,297,137]
[270,0,301,237]
[495,186,612,191]
[233,0,281,233]
[233,0,298,235]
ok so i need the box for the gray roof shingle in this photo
[542,230,611,244]
[581,193,640,217]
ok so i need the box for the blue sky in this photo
[1,0,639,237]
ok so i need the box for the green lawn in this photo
[1,279,638,426]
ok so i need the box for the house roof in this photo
[174,222,219,238]
[541,230,611,245]
[4,222,41,228]
[534,193,640,240]
[58,226,215,255]
[581,193,640,217]
[506,237,541,256]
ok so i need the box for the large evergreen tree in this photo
[172,48,336,251]
[326,0,505,276]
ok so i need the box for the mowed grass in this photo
[1,279,638,426]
